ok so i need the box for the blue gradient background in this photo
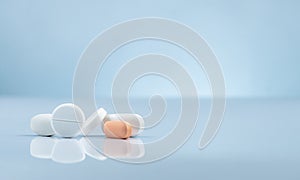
[1,0,299,98]
[1,1,300,179]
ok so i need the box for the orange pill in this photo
[103,120,132,139]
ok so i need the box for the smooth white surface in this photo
[51,103,85,137]
[30,114,55,136]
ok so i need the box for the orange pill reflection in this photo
[103,121,132,139]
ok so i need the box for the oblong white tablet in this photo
[31,114,55,136]
[51,103,85,138]
[103,114,144,136]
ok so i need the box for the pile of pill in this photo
[31,103,144,139]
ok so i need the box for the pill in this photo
[103,121,132,139]
[81,108,107,135]
[51,103,85,138]
[31,114,55,136]
[103,114,144,136]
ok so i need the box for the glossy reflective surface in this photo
[30,136,145,163]
[0,97,300,179]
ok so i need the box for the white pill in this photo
[52,139,85,164]
[30,137,56,159]
[31,114,55,136]
[81,108,107,135]
[51,103,85,138]
[103,114,144,136]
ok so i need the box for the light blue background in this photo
[1,2,300,179]
[0,0,299,98]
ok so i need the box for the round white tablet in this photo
[51,103,85,138]
[31,114,55,136]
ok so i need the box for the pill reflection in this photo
[30,136,145,164]
[30,137,56,159]
[103,138,145,159]
[84,137,145,159]
[79,137,107,161]
[52,139,85,164]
